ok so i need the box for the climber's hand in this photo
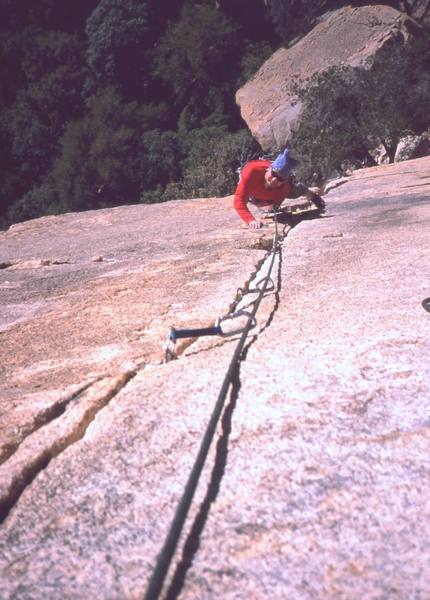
[249,219,262,229]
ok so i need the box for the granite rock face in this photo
[236,5,419,150]
[0,195,273,511]
[0,157,430,599]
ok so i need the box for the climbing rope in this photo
[144,217,283,600]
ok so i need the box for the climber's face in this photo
[265,167,285,188]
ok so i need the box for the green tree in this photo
[173,126,260,199]
[4,30,85,174]
[0,0,99,33]
[289,66,371,182]
[85,0,153,100]
[0,129,21,228]
[139,129,181,191]
[6,178,58,225]
[290,32,430,182]
[217,0,274,42]
[236,41,274,87]
[49,88,147,212]
[154,3,241,129]
[0,29,86,223]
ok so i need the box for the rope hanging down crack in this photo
[144,217,283,600]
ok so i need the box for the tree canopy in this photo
[0,0,274,227]
[85,0,151,99]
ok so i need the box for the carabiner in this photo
[254,275,275,292]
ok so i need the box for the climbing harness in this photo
[144,217,283,600]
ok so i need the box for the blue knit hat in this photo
[271,149,299,179]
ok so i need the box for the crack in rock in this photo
[0,380,100,466]
[0,258,72,270]
[0,371,135,525]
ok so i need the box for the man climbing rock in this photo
[234,148,325,228]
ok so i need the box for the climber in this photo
[233,148,326,229]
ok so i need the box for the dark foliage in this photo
[85,0,152,100]
[0,0,277,226]
[154,3,241,129]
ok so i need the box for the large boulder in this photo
[236,5,420,150]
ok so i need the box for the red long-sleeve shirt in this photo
[233,160,293,224]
